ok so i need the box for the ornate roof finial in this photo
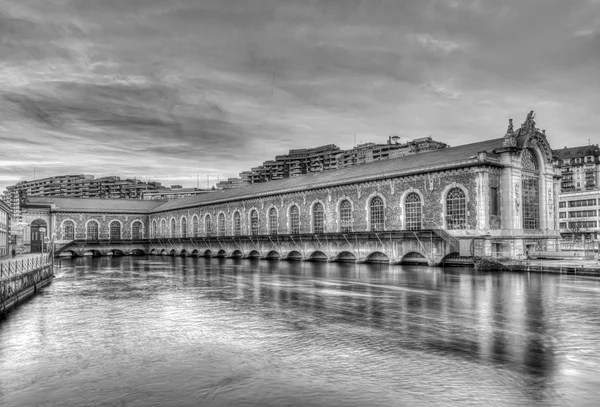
[506,118,514,135]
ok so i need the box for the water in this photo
[1,256,600,407]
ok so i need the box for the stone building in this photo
[20,113,561,262]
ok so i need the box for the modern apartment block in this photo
[223,136,448,188]
[0,199,10,258]
[554,144,600,193]
[3,174,169,222]
[142,186,211,200]
[557,191,600,240]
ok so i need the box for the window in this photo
[63,220,75,240]
[269,208,278,235]
[87,221,99,240]
[559,212,566,219]
[218,213,225,236]
[233,211,241,236]
[559,202,566,208]
[522,149,540,230]
[192,216,199,237]
[152,220,157,237]
[339,200,352,232]
[250,210,259,235]
[404,193,421,231]
[109,221,121,240]
[170,218,176,238]
[370,196,385,231]
[181,218,187,238]
[161,219,167,238]
[490,187,498,216]
[132,221,142,239]
[446,188,467,230]
[290,205,300,234]
[559,222,567,229]
[205,214,212,236]
[313,203,324,233]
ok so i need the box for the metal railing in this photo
[0,254,52,281]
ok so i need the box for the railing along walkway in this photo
[0,254,52,281]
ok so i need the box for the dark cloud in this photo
[1,0,600,191]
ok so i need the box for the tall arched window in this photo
[268,208,278,235]
[370,197,385,231]
[170,218,176,238]
[218,213,225,236]
[250,210,259,235]
[63,220,75,240]
[192,216,199,237]
[109,221,121,240]
[87,221,99,240]
[233,211,241,236]
[522,149,540,229]
[290,205,300,234]
[205,214,212,236]
[160,219,167,238]
[446,188,466,230]
[404,193,422,231]
[152,220,157,238]
[132,221,142,239]
[313,203,324,233]
[339,200,352,232]
[181,217,187,238]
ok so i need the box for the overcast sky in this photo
[1,0,599,192]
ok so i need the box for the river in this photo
[1,256,599,406]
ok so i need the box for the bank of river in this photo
[1,256,599,406]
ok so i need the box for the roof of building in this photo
[0,199,11,214]
[152,138,506,213]
[24,196,166,213]
[554,145,600,159]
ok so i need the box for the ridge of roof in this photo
[24,196,166,213]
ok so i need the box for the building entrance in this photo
[30,219,47,253]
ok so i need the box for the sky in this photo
[1,0,599,192]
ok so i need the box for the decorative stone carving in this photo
[503,118,517,147]
[515,182,520,211]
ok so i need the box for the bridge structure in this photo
[54,229,468,266]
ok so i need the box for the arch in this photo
[404,191,422,231]
[445,187,467,230]
[191,249,199,257]
[109,220,122,240]
[203,249,213,257]
[233,211,242,236]
[180,216,188,238]
[205,214,213,236]
[231,249,243,258]
[368,194,385,231]
[83,249,102,257]
[268,206,278,235]
[110,249,125,257]
[159,249,167,256]
[216,249,227,258]
[400,252,427,264]
[308,250,328,262]
[365,251,390,263]
[249,209,259,235]
[180,249,187,256]
[217,212,226,236]
[338,198,353,232]
[521,148,540,230]
[61,219,76,240]
[149,248,157,255]
[169,249,177,256]
[288,204,300,234]
[248,250,260,259]
[86,220,99,240]
[152,219,158,238]
[192,215,199,237]
[266,250,280,259]
[160,219,167,238]
[311,201,325,233]
[30,219,48,253]
[170,217,176,238]
[131,220,143,239]
[131,249,146,256]
[335,251,357,262]
[285,250,303,261]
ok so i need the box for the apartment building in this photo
[0,199,10,258]
[554,144,600,193]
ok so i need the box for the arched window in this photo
[290,205,300,234]
[181,217,187,238]
[109,221,121,240]
[250,210,259,235]
[522,149,540,229]
[192,216,199,237]
[63,220,75,240]
[404,193,422,231]
[87,221,99,240]
[313,203,324,233]
[446,188,466,230]
[205,214,212,236]
[233,211,241,236]
[170,218,176,238]
[268,208,278,235]
[339,200,352,232]
[132,221,142,239]
[370,196,385,231]
[218,213,225,236]
[152,220,157,238]
[160,219,167,238]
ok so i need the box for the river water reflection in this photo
[1,256,600,406]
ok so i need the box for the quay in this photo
[0,254,54,317]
